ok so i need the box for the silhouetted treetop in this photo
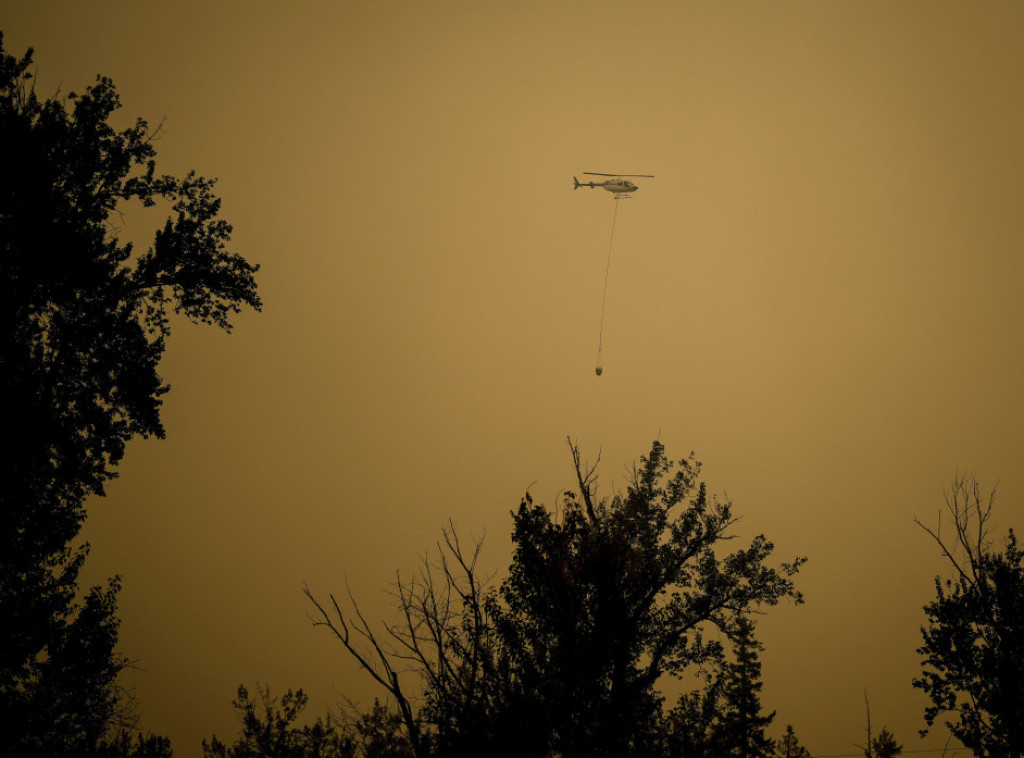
[775,725,811,758]
[310,438,806,758]
[0,34,261,757]
[1,33,261,531]
[491,439,804,758]
[914,474,1024,758]
[203,684,357,758]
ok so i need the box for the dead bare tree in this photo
[569,436,601,523]
[304,521,496,758]
[861,690,873,758]
[915,472,999,592]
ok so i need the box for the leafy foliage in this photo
[346,701,415,758]
[914,476,1024,758]
[0,574,128,756]
[664,682,724,758]
[203,685,355,758]
[0,34,261,755]
[487,441,802,758]
[1,33,261,545]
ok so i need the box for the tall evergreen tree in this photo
[869,728,902,758]
[716,615,776,758]
[775,725,811,758]
[665,616,776,758]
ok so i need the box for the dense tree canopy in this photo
[0,34,261,756]
[487,441,802,758]
[1,33,261,552]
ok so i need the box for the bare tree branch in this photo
[568,436,601,523]
[304,523,495,758]
[915,472,999,592]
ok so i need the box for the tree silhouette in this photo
[869,728,902,758]
[309,439,805,758]
[346,701,415,758]
[715,615,776,758]
[488,440,802,758]
[664,681,724,758]
[0,34,261,755]
[856,694,901,758]
[775,725,811,758]
[914,474,1024,758]
[94,731,174,758]
[306,524,497,758]
[664,615,775,758]
[203,685,354,758]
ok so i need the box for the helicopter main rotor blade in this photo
[583,172,655,178]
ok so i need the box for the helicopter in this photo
[573,172,654,199]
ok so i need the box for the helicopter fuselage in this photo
[574,176,638,195]
[573,173,651,198]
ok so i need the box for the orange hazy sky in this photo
[5,2,1024,755]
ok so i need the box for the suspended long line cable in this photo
[595,198,621,376]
